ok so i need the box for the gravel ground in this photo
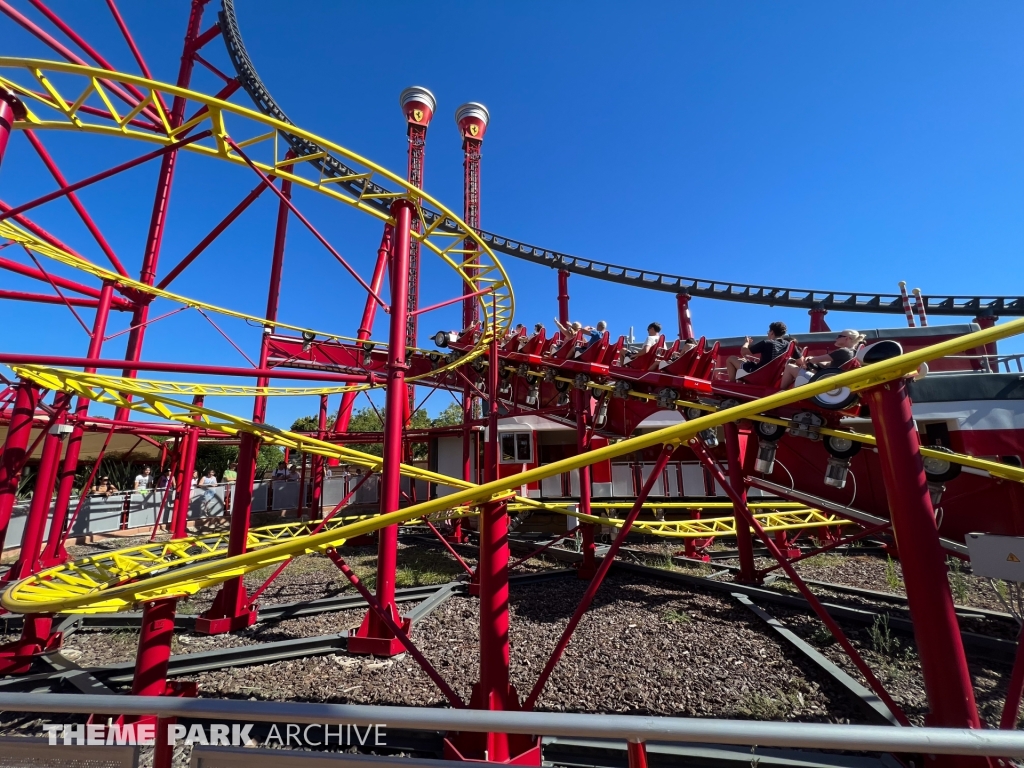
[2,531,1023,738]
[188,573,863,722]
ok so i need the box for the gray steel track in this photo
[217,0,1022,318]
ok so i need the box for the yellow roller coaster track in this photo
[509,503,847,539]
[0,58,514,391]
[6,317,1024,614]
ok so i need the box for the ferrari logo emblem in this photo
[413,109,424,122]
[469,124,479,136]
[1008,553,1020,563]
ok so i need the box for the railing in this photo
[1,692,1023,763]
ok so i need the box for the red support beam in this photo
[0,353,372,383]
[724,423,757,583]
[23,130,129,276]
[0,0,160,123]
[225,138,385,308]
[195,430,258,634]
[349,199,414,657]
[132,598,178,697]
[170,396,203,540]
[0,289,103,308]
[864,378,984,743]
[24,0,160,115]
[118,0,211,416]
[155,181,268,290]
[328,549,465,708]
[44,281,114,568]
[252,155,293,427]
[0,381,41,553]
[576,388,596,579]
[809,306,830,333]
[0,132,211,224]
[310,394,328,519]
[690,436,911,727]
[524,445,677,710]
[676,292,694,340]
[0,254,132,308]
[557,269,570,327]
[400,88,434,418]
[5,391,70,581]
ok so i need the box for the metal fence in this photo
[1,692,1024,766]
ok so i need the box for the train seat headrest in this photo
[857,340,903,364]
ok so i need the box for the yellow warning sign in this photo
[1008,553,1021,563]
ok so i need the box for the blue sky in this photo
[0,1,1021,429]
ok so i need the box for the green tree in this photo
[290,414,337,433]
[432,402,464,427]
[193,442,283,481]
[285,402,464,463]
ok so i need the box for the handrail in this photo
[3,692,1024,756]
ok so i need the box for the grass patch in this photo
[663,608,692,624]
[740,689,805,720]
[806,553,845,569]
[947,557,970,605]
[394,548,465,587]
[884,557,903,592]
[809,625,836,646]
[868,615,900,657]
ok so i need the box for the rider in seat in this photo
[726,321,789,381]
[782,329,865,388]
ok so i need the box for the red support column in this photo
[170,396,203,540]
[195,431,259,633]
[310,394,328,519]
[7,392,71,581]
[335,225,392,432]
[576,389,596,579]
[400,87,435,418]
[456,102,490,543]
[44,281,115,567]
[557,269,570,327]
[676,292,694,340]
[0,382,41,553]
[0,614,59,676]
[864,379,985,745]
[724,423,757,583]
[808,306,830,333]
[116,0,209,419]
[627,741,649,768]
[349,199,415,657]
[132,598,178,697]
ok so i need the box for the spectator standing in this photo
[134,466,153,491]
[199,469,218,514]
[91,476,118,497]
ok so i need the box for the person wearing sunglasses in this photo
[782,330,865,389]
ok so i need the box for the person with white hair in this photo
[782,329,865,389]
[583,320,607,346]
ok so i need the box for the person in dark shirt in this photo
[782,329,865,388]
[727,321,789,381]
